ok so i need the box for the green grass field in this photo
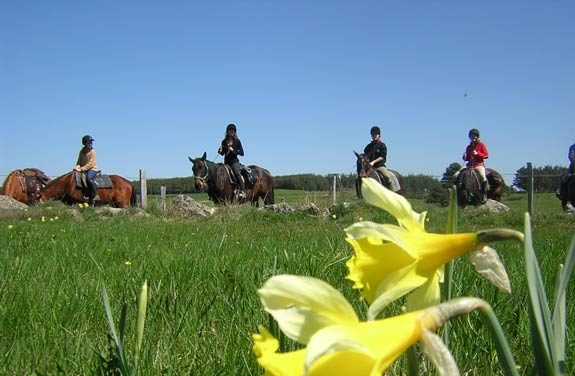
[1,191,574,375]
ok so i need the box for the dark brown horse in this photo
[354,151,405,198]
[188,152,274,206]
[39,171,136,208]
[558,173,575,212]
[1,168,52,205]
[455,167,505,208]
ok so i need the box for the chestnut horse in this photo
[1,168,52,205]
[39,171,136,208]
[455,167,505,208]
[188,152,274,206]
[354,151,405,198]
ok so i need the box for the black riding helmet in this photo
[226,123,237,133]
[82,135,95,145]
[469,128,480,138]
[370,126,381,136]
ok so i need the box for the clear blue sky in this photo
[1,1,573,183]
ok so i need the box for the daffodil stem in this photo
[442,187,458,348]
[478,305,520,376]
[406,345,419,376]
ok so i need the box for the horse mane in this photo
[44,171,72,187]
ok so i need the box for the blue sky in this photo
[1,1,573,183]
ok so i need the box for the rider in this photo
[363,126,397,191]
[462,128,489,202]
[74,135,100,205]
[218,123,246,198]
[557,142,575,203]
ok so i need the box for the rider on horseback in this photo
[218,123,246,198]
[462,128,489,202]
[557,142,575,209]
[363,126,398,191]
[74,135,100,205]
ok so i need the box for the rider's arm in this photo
[476,143,489,159]
[235,139,244,157]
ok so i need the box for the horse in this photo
[188,152,274,206]
[1,168,52,205]
[39,171,136,208]
[558,173,575,212]
[455,167,505,208]
[354,151,405,198]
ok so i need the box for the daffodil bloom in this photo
[345,178,522,318]
[253,274,486,376]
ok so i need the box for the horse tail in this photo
[130,182,137,207]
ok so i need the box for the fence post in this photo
[527,162,533,215]
[139,169,147,209]
[333,175,337,205]
[160,186,166,211]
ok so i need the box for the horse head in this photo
[188,152,209,191]
[354,150,370,177]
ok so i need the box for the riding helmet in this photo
[370,126,381,135]
[82,135,95,145]
[226,123,237,132]
[469,128,480,137]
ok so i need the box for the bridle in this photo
[193,159,210,183]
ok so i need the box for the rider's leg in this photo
[231,162,245,194]
[85,170,100,204]
[475,166,488,202]
[376,167,397,191]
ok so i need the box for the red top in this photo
[463,141,488,167]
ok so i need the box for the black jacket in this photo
[219,137,244,165]
[364,140,387,168]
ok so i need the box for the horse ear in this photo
[201,152,207,160]
[188,156,193,162]
[353,150,360,158]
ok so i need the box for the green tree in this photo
[441,162,462,187]
[512,165,567,192]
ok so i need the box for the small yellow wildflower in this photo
[124,261,132,266]
[8,224,14,230]
[27,217,32,221]
[41,216,46,222]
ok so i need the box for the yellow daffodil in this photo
[254,274,486,375]
[345,178,522,318]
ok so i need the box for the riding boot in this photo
[480,181,488,203]
[237,179,246,199]
[87,179,100,205]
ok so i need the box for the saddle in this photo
[223,164,257,189]
[74,171,113,189]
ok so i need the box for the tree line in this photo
[132,163,569,196]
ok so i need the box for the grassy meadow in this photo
[1,190,574,375]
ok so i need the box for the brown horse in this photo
[354,151,405,198]
[188,152,274,206]
[1,168,52,205]
[39,171,136,208]
[558,173,575,212]
[455,167,505,208]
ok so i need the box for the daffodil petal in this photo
[305,325,374,374]
[252,326,306,376]
[406,269,442,311]
[345,239,416,303]
[361,178,426,232]
[345,222,417,257]
[258,275,359,344]
[367,263,428,320]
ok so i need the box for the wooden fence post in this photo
[527,162,533,215]
[160,186,166,211]
[333,175,337,205]
[139,169,147,209]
